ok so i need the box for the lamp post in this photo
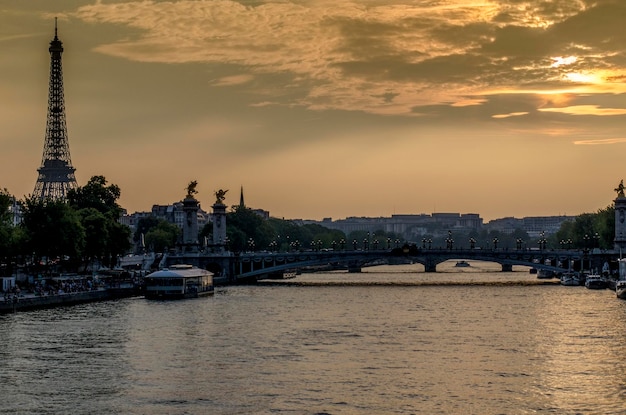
[469,238,476,249]
[493,237,498,250]
[538,231,546,250]
[446,230,453,250]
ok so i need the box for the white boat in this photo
[616,259,626,299]
[584,274,607,290]
[144,265,214,299]
[560,273,581,286]
[616,281,626,299]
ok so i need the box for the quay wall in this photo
[1,289,117,314]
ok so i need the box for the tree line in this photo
[0,176,131,276]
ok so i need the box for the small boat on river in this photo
[616,280,626,299]
[585,274,607,290]
[560,272,582,286]
[144,265,213,300]
[455,261,470,268]
[616,259,626,299]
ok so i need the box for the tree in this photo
[67,175,123,217]
[227,205,275,251]
[0,188,13,256]
[144,220,180,252]
[67,176,131,267]
[20,196,85,272]
[134,216,161,245]
[553,204,615,249]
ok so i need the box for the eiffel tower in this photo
[32,19,78,200]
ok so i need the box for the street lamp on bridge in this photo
[493,237,499,250]
[446,230,454,250]
[538,231,547,250]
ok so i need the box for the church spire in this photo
[239,186,245,208]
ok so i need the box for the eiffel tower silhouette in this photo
[32,18,78,200]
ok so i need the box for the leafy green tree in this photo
[144,220,180,252]
[553,205,614,249]
[67,175,123,217]
[67,176,131,267]
[134,216,161,245]
[79,208,109,266]
[20,196,85,272]
[0,189,13,256]
[227,205,275,251]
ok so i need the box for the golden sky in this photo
[2,0,626,221]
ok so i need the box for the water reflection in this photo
[2,263,626,414]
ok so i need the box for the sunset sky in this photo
[2,0,626,221]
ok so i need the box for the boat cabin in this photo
[144,265,214,299]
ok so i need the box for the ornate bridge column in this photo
[614,180,626,252]
[347,261,362,273]
[212,203,227,252]
[424,257,437,272]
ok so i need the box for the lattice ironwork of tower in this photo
[33,19,78,200]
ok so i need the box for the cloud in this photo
[574,137,626,145]
[210,74,254,87]
[70,0,626,117]
[539,105,626,116]
[492,112,529,119]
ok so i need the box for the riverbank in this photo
[0,288,140,314]
[258,279,561,287]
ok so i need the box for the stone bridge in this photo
[163,247,617,283]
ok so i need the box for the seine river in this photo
[2,261,626,415]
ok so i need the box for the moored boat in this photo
[585,274,607,290]
[144,265,214,300]
[560,272,582,286]
[455,261,470,267]
[616,259,626,299]
[616,281,626,299]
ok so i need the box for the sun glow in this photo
[565,72,600,84]
[551,56,577,68]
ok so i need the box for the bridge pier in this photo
[424,258,437,273]
[347,262,362,273]
[501,264,513,272]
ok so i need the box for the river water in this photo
[2,261,626,415]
